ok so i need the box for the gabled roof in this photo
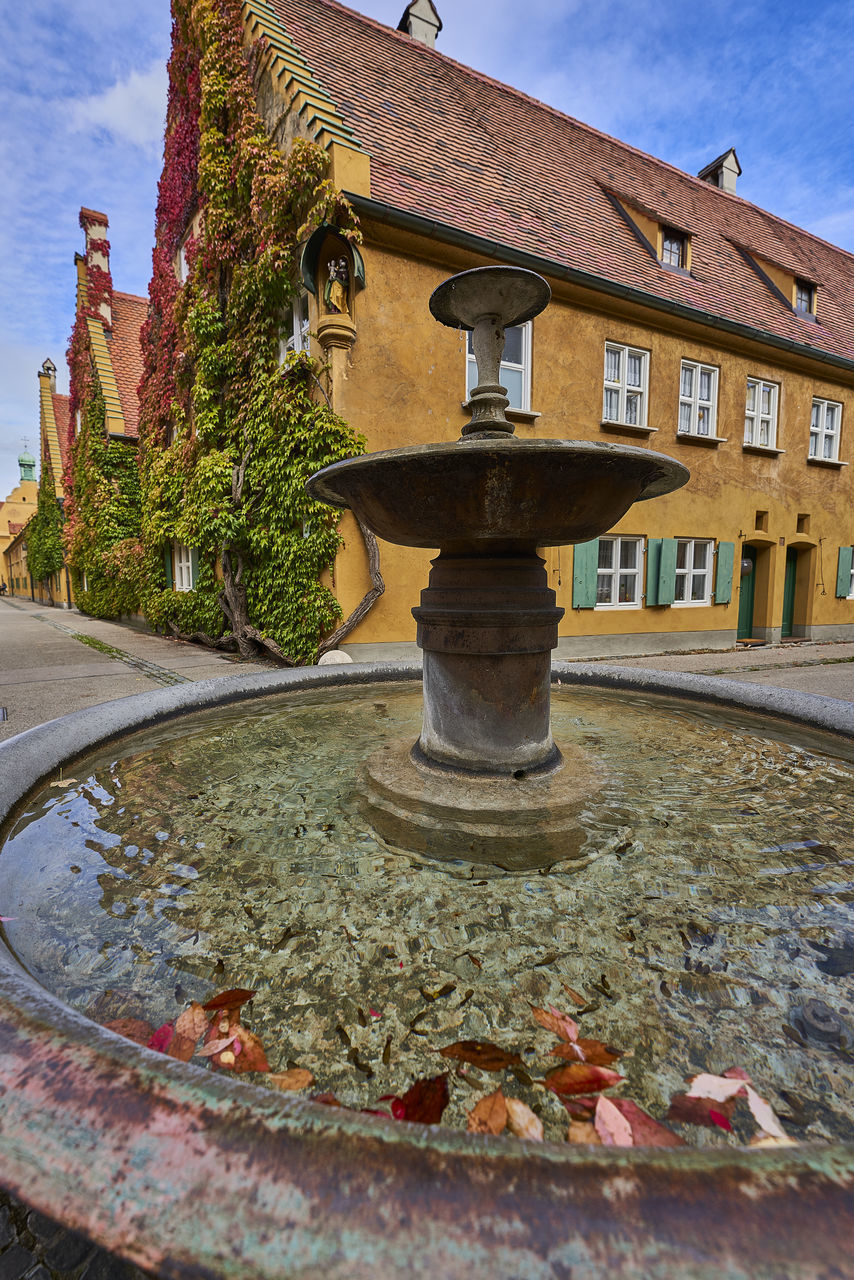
[111,292,147,438]
[266,0,854,368]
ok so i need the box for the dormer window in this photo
[795,278,815,315]
[660,228,687,270]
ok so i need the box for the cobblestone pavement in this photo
[0,1192,152,1280]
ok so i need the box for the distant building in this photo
[0,451,37,596]
[154,0,854,656]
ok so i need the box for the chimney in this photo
[698,148,741,196]
[78,207,113,329]
[40,357,57,393]
[397,0,442,47]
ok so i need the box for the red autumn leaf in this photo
[723,1066,752,1082]
[147,1021,175,1054]
[175,1001,209,1046]
[206,1022,269,1074]
[561,1095,599,1119]
[606,1098,686,1147]
[311,1092,346,1107]
[561,983,587,1007]
[439,1040,522,1071]
[392,1074,450,1124]
[594,1095,634,1146]
[531,1005,579,1042]
[550,1038,623,1067]
[543,1063,624,1097]
[104,1018,154,1046]
[666,1093,736,1131]
[202,988,256,1014]
[167,1033,199,1063]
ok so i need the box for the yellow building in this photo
[0,451,37,596]
[199,1,854,658]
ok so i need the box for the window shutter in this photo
[163,545,173,590]
[190,547,199,589]
[572,539,599,608]
[645,538,662,604]
[656,538,677,606]
[836,546,854,598]
[714,541,735,604]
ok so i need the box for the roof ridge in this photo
[112,290,148,304]
[286,0,854,269]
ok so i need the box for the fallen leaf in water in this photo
[567,1120,601,1144]
[175,1001,209,1045]
[543,1063,624,1097]
[744,1086,790,1141]
[749,1133,798,1148]
[561,983,587,1006]
[104,1018,154,1045]
[550,1038,622,1067]
[49,778,77,787]
[311,1092,345,1107]
[531,1005,579,1043]
[196,1035,236,1058]
[686,1072,747,1103]
[390,1074,450,1124]
[605,1098,685,1147]
[467,1089,508,1135]
[147,1022,175,1054]
[226,1024,270,1073]
[594,1095,634,1146]
[268,1069,315,1092]
[0,917,17,923]
[167,1033,198,1063]
[439,1040,522,1071]
[505,1097,543,1142]
[723,1066,752,1082]
[666,1094,735,1131]
[202,988,256,1015]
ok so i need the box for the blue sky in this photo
[2,0,853,501]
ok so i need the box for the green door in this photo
[737,547,756,639]
[781,547,798,638]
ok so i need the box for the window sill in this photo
[676,432,727,447]
[594,603,642,611]
[806,456,847,469]
[460,403,541,425]
[671,600,712,608]
[661,263,693,278]
[600,420,658,436]
[742,444,785,456]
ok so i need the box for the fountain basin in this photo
[306,439,688,552]
[0,663,852,1279]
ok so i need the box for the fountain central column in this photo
[414,552,563,774]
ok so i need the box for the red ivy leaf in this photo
[202,988,257,1014]
[392,1074,450,1124]
[147,1021,175,1054]
[606,1097,686,1147]
[667,1093,736,1131]
[104,1018,155,1046]
[543,1063,624,1096]
[439,1041,522,1071]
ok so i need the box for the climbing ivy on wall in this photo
[137,0,367,663]
[62,328,142,619]
[26,453,64,599]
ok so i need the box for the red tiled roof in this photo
[273,0,854,366]
[110,291,147,439]
[51,393,71,473]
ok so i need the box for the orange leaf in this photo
[505,1097,543,1142]
[567,1120,601,1144]
[543,1063,624,1097]
[467,1089,508,1135]
[175,1001,209,1046]
[269,1069,315,1092]
[531,1005,579,1042]
[439,1040,522,1071]
[167,1033,198,1063]
[550,1038,622,1067]
[229,1024,270,1074]
[561,983,587,1007]
[104,1018,154,1046]
[202,988,257,1015]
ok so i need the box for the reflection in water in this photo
[1,684,852,1141]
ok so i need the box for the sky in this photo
[2,0,853,501]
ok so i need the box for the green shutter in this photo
[163,545,173,590]
[655,538,677,606]
[572,539,599,608]
[190,547,199,589]
[837,545,854,598]
[714,541,735,604]
[645,539,662,604]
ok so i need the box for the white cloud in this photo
[70,60,167,151]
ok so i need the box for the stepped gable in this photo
[268,0,854,365]
[109,292,147,440]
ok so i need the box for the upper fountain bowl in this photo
[306,437,688,552]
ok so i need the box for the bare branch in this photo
[318,517,384,655]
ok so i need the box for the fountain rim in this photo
[306,437,690,509]
[0,661,852,1279]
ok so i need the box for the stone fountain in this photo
[0,269,852,1279]
[308,266,687,867]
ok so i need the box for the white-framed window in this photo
[603,343,649,426]
[596,536,643,607]
[744,378,779,448]
[279,293,311,362]
[173,542,194,592]
[678,361,718,437]
[809,397,842,461]
[674,538,714,605]
[466,322,531,411]
[661,228,687,269]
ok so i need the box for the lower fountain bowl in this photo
[0,662,852,1280]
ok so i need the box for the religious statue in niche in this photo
[323,256,351,316]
